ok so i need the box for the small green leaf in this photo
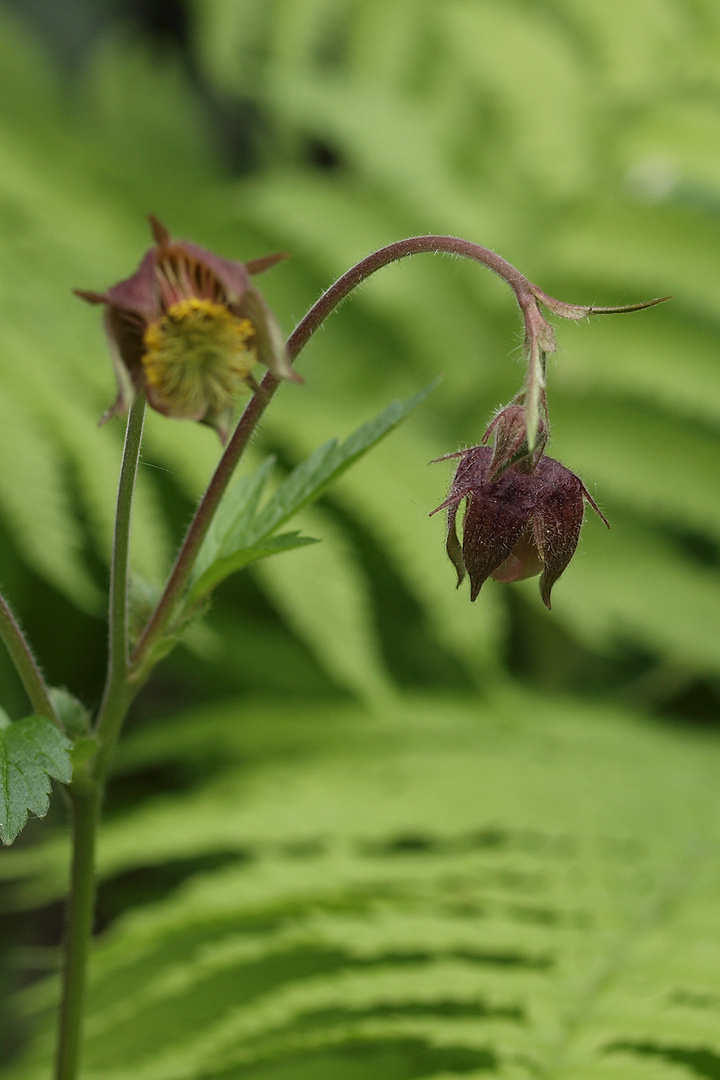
[248,382,438,544]
[190,532,319,604]
[0,714,72,845]
[49,687,91,739]
[192,456,276,585]
[188,383,437,604]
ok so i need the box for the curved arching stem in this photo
[131,236,667,670]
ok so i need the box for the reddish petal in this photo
[445,501,466,586]
[462,468,536,601]
[533,457,585,609]
[104,250,160,323]
[451,445,491,489]
[429,446,488,517]
[179,242,251,304]
[491,530,544,583]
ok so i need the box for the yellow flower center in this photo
[141,298,257,419]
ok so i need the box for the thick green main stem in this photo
[53,787,100,1080]
[54,392,146,1080]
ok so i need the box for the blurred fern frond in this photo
[3,690,720,1078]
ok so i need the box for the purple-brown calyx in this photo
[431,438,609,610]
[75,216,298,440]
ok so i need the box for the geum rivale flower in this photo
[76,216,299,440]
[431,443,609,610]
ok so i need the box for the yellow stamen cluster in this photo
[142,298,257,418]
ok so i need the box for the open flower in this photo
[432,444,608,609]
[76,216,299,440]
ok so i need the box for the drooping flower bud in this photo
[432,445,608,609]
[76,216,299,440]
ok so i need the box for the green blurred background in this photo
[1,1,720,1077]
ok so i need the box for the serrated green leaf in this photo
[188,385,436,605]
[191,532,319,603]
[0,714,72,845]
[191,457,277,587]
[248,382,438,544]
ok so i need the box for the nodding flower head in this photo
[76,216,300,440]
[431,441,608,610]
